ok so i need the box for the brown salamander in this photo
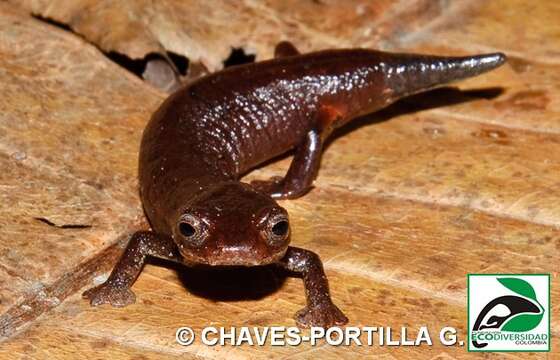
[83,42,506,327]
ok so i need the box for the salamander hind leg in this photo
[251,129,323,200]
[83,231,179,307]
[251,103,345,200]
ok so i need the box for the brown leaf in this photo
[0,2,162,332]
[10,0,459,71]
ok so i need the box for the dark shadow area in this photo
[223,48,256,67]
[106,51,146,77]
[34,217,92,229]
[147,257,290,301]
[105,51,190,80]
[32,14,72,32]
[326,86,505,149]
[101,46,255,80]
[167,51,189,76]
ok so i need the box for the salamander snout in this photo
[171,182,291,266]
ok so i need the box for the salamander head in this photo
[171,181,290,266]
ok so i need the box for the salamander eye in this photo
[177,214,207,246]
[179,222,196,237]
[265,213,290,247]
[272,219,289,237]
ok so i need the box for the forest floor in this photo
[0,1,558,358]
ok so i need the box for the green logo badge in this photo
[468,274,550,352]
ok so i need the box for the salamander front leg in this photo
[251,129,322,200]
[83,231,179,307]
[277,246,348,328]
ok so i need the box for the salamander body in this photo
[84,42,506,327]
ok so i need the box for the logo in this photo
[468,274,550,352]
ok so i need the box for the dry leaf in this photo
[10,0,463,71]
[0,2,163,334]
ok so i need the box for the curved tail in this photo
[382,52,507,98]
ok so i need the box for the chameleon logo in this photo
[471,277,544,349]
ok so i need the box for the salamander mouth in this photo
[178,247,288,266]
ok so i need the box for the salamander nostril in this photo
[179,222,196,237]
[272,220,289,236]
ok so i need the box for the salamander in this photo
[83,42,506,328]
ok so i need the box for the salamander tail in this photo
[384,52,507,98]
